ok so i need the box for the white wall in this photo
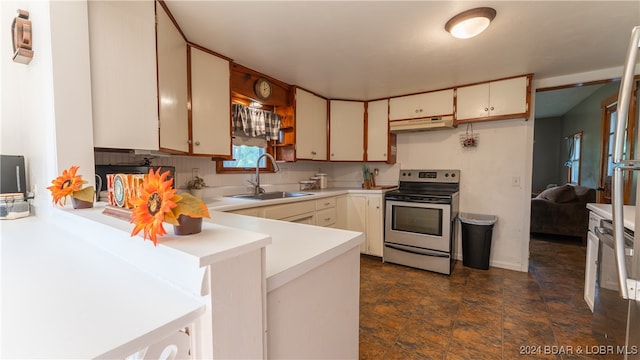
[395,120,535,271]
[1,1,94,218]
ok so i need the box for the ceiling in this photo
[534,83,608,118]
[164,1,639,111]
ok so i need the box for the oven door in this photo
[385,200,451,252]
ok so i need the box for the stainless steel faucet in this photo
[253,153,280,194]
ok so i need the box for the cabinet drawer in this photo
[316,197,336,211]
[228,207,262,217]
[316,208,337,227]
[588,211,605,234]
[263,200,315,220]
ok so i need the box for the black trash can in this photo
[459,213,497,270]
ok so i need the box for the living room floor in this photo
[359,235,602,359]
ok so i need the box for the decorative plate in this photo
[113,174,125,207]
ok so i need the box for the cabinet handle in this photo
[490,106,494,111]
[324,202,331,206]
[484,108,489,112]
[419,109,423,112]
[311,151,317,155]
[331,153,335,157]
[324,217,331,221]
[383,153,386,157]
[415,109,419,113]
[187,139,192,144]
[195,141,200,146]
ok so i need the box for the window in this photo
[565,131,582,184]
[224,145,266,168]
[217,102,280,173]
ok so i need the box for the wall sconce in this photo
[12,9,34,64]
[445,7,496,39]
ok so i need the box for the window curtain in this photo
[232,103,281,147]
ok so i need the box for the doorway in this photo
[597,81,639,204]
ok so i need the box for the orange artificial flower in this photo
[130,168,180,246]
[47,165,87,206]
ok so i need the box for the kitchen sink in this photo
[226,191,312,200]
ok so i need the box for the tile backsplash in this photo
[94,151,400,194]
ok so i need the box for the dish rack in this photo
[0,193,30,220]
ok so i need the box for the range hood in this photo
[389,115,454,133]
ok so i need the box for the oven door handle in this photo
[385,243,449,258]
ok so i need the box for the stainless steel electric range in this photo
[383,169,460,275]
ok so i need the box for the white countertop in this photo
[1,216,206,359]
[204,187,393,212]
[587,203,636,232]
[207,211,364,292]
[1,190,365,358]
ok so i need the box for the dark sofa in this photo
[530,184,596,242]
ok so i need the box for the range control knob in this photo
[451,173,456,177]
[445,173,449,177]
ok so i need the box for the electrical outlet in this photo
[511,176,521,187]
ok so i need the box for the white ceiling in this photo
[164,1,639,107]
[534,83,607,118]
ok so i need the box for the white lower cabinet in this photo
[227,196,337,227]
[584,210,604,312]
[584,231,598,312]
[336,194,383,257]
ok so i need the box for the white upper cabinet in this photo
[366,100,389,162]
[88,1,158,150]
[330,100,365,161]
[455,75,530,122]
[189,47,231,157]
[295,88,327,160]
[389,89,454,121]
[157,4,189,153]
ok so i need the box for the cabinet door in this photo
[330,101,364,161]
[335,195,349,230]
[389,95,419,120]
[488,76,528,117]
[417,89,454,117]
[584,230,598,312]
[190,47,231,156]
[295,89,327,160]
[346,195,367,253]
[88,1,158,150]
[389,89,454,120]
[366,195,383,257]
[455,83,490,120]
[366,100,389,162]
[157,5,189,153]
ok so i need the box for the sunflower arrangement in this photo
[130,168,210,246]
[47,165,95,206]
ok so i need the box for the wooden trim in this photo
[325,99,330,160]
[186,45,193,154]
[187,41,233,62]
[454,111,529,125]
[156,1,188,42]
[363,102,369,162]
[537,78,619,93]
[387,86,459,101]
[525,74,532,121]
[154,1,161,151]
[292,85,328,100]
[455,73,534,90]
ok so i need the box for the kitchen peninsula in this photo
[1,198,363,359]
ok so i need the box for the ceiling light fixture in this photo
[445,7,496,39]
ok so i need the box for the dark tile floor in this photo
[359,235,606,359]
